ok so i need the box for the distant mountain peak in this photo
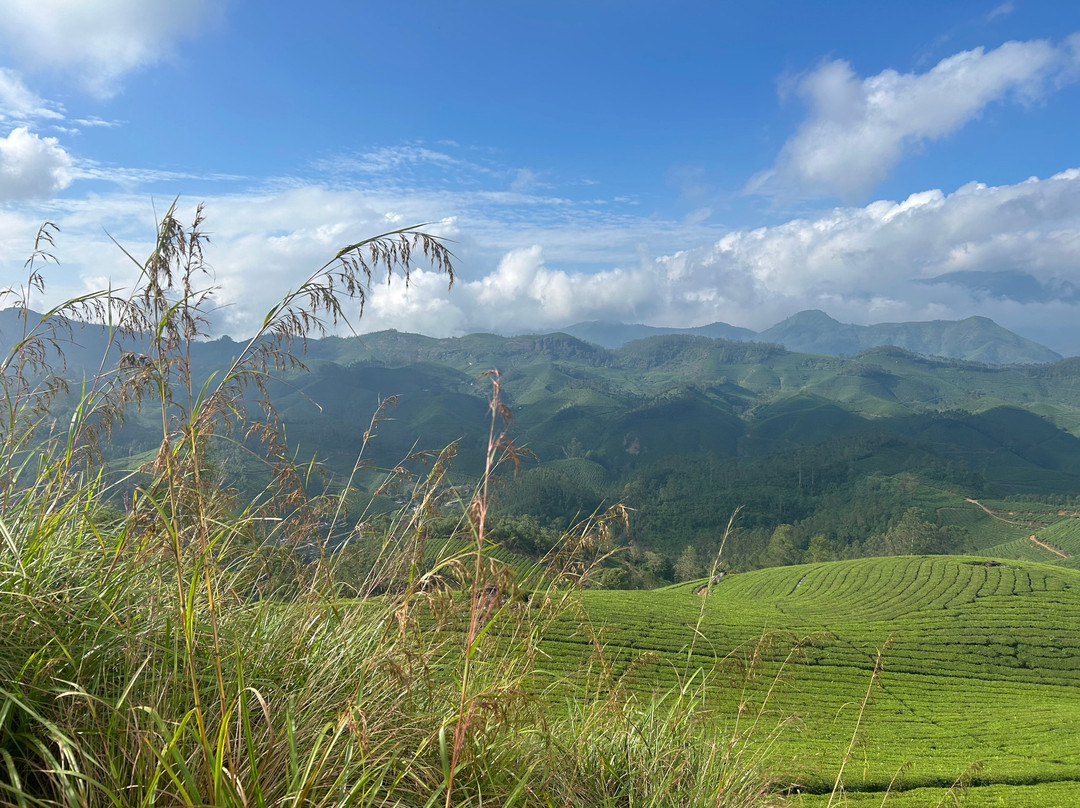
[555,319,756,350]
[537,310,1061,365]
[762,310,1060,364]
[778,309,842,325]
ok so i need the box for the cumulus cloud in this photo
[0,0,217,97]
[356,168,1080,354]
[752,35,1080,199]
[0,126,72,200]
[0,70,76,202]
[6,168,1080,353]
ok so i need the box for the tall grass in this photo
[0,207,784,807]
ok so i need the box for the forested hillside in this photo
[14,317,1080,581]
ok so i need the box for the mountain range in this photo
[7,307,1080,560]
[551,309,1062,364]
[236,328,1080,555]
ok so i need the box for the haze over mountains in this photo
[552,309,1063,365]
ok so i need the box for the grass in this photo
[7,208,1080,808]
[538,555,1080,805]
[0,210,783,808]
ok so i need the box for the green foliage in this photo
[804,535,836,563]
[16,295,1080,568]
[761,524,800,567]
[0,213,782,808]
[673,544,705,582]
[556,556,1080,803]
[862,507,967,556]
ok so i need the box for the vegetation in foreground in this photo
[6,210,1080,808]
[0,212,782,807]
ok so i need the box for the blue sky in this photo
[3,1,1080,352]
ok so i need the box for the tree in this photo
[868,508,967,556]
[673,544,705,582]
[599,567,634,589]
[804,534,836,563]
[642,550,673,580]
[761,524,800,567]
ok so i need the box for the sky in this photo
[2,1,1080,353]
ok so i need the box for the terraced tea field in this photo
[541,556,1080,806]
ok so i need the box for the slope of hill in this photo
[554,556,1080,805]
[758,310,1062,364]
[10,313,1080,566]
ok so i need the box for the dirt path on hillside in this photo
[1028,535,1070,558]
[964,498,1034,526]
[964,498,1070,557]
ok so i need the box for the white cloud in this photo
[510,168,540,194]
[6,168,1080,353]
[356,169,1080,354]
[71,116,122,128]
[754,35,1080,199]
[71,160,247,187]
[0,0,217,97]
[317,145,472,178]
[0,68,64,122]
[0,126,72,200]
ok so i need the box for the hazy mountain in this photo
[756,310,859,356]
[758,310,1062,364]
[545,310,1062,365]
[556,320,756,349]
[8,306,1060,367]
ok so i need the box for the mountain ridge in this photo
[2,306,1063,366]
[9,308,1080,559]
[551,309,1062,364]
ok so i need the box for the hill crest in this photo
[551,310,1061,365]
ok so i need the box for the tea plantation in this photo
[541,555,1080,806]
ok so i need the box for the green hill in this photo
[11,317,1080,569]
[550,556,1080,805]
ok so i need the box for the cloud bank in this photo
[6,167,1080,354]
[353,169,1080,353]
[752,34,1080,198]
